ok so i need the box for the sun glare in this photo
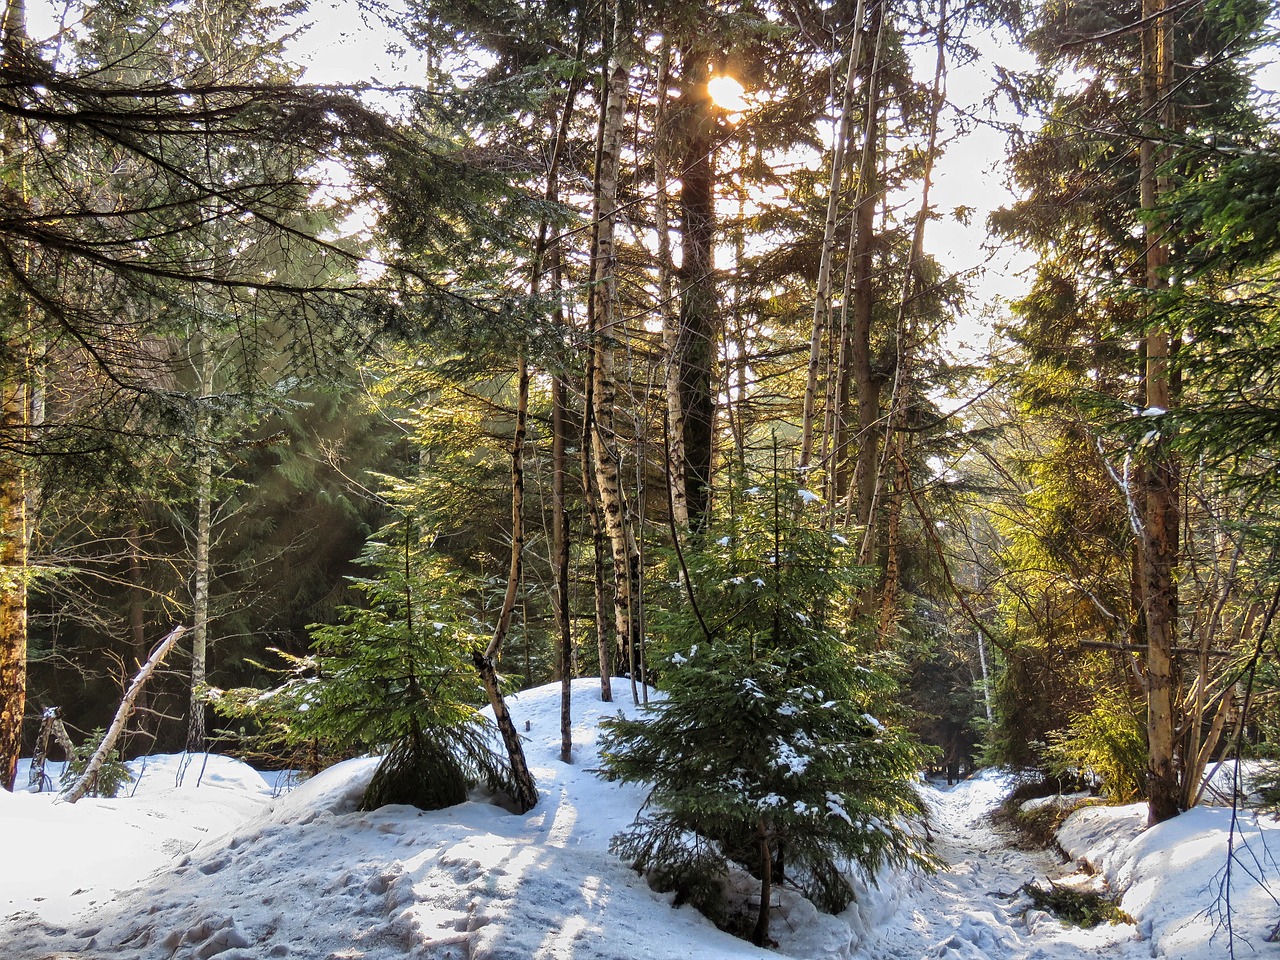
[707,74,748,113]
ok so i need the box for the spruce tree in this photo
[217,512,516,811]
[599,458,935,946]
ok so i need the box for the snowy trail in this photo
[853,774,1148,960]
[6,687,1272,960]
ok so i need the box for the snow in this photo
[824,792,854,826]
[773,739,812,776]
[2,682,1277,960]
[1059,801,1280,958]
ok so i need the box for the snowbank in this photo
[1059,797,1280,958]
[4,685,1277,960]
[2,754,277,928]
[0,681,834,960]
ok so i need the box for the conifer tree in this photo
[988,0,1271,819]
[600,454,934,946]
[0,0,409,786]
[218,512,517,811]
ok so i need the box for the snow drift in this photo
[0,678,1275,960]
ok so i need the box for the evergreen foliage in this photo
[1044,693,1147,802]
[600,462,935,941]
[63,728,131,800]
[1021,881,1133,928]
[215,516,515,812]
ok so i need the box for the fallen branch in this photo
[28,707,76,791]
[60,625,187,804]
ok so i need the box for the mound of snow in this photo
[263,755,379,826]
[7,684,1278,960]
[1059,800,1280,958]
[0,681,801,960]
[1,753,276,930]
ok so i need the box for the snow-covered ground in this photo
[1,679,1276,959]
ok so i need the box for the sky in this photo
[284,0,1044,358]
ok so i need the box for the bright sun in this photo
[707,75,748,113]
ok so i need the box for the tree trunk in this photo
[0,378,28,792]
[553,375,574,763]
[0,0,30,793]
[478,343,539,814]
[850,11,885,527]
[752,818,773,947]
[799,7,866,474]
[590,0,642,694]
[878,433,907,642]
[675,41,717,529]
[977,628,994,724]
[187,433,213,755]
[186,337,215,756]
[125,521,152,748]
[62,626,187,804]
[472,650,538,813]
[533,33,583,763]
[654,35,689,529]
[28,706,73,791]
[1183,542,1245,808]
[580,405,613,701]
[863,0,943,634]
[1139,0,1181,826]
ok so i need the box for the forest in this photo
[1,0,1280,936]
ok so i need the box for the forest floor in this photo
[1,680,1275,960]
[852,773,1148,960]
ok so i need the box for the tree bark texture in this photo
[0,0,30,794]
[654,35,689,529]
[472,650,539,813]
[590,5,642,689]
[675,41,717,529]
[0,380,28,792]
[28,706,74,791]
[187,432,213,755]
[580,405,613,701]
[1138,0,1182,826]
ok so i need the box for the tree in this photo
[0,0,439,785]
[990,0,1270,820]
[0,0,37,792]
[218,516,517,811]
[600,457,934,946]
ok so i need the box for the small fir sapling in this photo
[64,728,132,799]
[213,518,516,810]
[600,464,936,945]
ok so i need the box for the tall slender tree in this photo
[0,0,32,791]
[990,0,1269,821]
